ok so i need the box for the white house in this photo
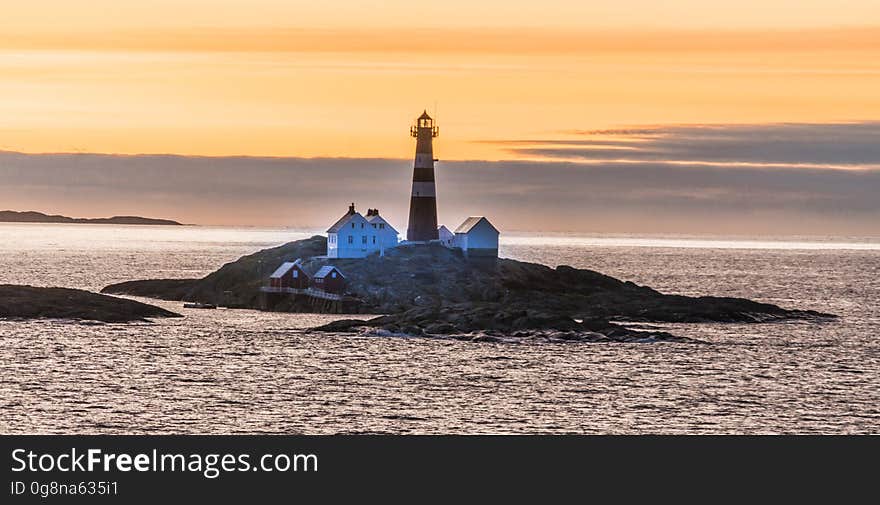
[437,225,455,247]
[453,216,499,258]
[327,203,399,258]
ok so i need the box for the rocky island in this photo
[101,235,834,343]
[0,285,181,322]
[0,210,182,226]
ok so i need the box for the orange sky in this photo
[1,2,879,159]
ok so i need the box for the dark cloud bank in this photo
[511,121,880,168]
[1,122,878,235]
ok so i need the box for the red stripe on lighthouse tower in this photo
[406,110,440,242]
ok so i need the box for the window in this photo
[360,223,364,229]
[362,235,367,244]
[351,222,354,229]
[348,235,353,244]
[372,223,376,228]
[372,236,376,244]
[293,270,298,278]
[331,272,337,278]
[380,223,385,229]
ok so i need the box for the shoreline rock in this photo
[0,285,181,322]
[313,315,702,344]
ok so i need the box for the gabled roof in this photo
[269,259,303,278]
[327,211,365,233]
[366,213,398,234]
[314,265,346,279]
[454,216,499,234]
[438,225,454,237]
[418,110,432,120]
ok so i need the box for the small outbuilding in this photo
[312,265,347,294]
[268,259,310,289]
[453,216,499,258]
[437,225,455,247]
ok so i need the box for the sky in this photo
[1,1,879,233]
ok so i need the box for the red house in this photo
[312,265,346,294]
[268,259,310,289]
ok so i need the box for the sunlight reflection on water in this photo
[1,224,878,434]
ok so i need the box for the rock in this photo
[311,318,369,332]
[100,279,198,301]
[469,334,503,343]
[101,236,836,344]
[0,284,181,322]
[425,323,458,335]
[413,295,432,307]
[401,326,425,336]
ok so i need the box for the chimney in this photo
[348,203,356,215]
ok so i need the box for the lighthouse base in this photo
[406,194,438,242]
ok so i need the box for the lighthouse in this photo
[406,110,440,241]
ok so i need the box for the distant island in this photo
[0,210,182,226]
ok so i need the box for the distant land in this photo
[0,210,182,226]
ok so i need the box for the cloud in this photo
[1,121,879,235]
[501,121,880,169]
[3,26,880,54]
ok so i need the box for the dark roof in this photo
[418,110,432,120]
[314,265,345,279]
[454,216,498,234]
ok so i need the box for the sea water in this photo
[1,223,877,433]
